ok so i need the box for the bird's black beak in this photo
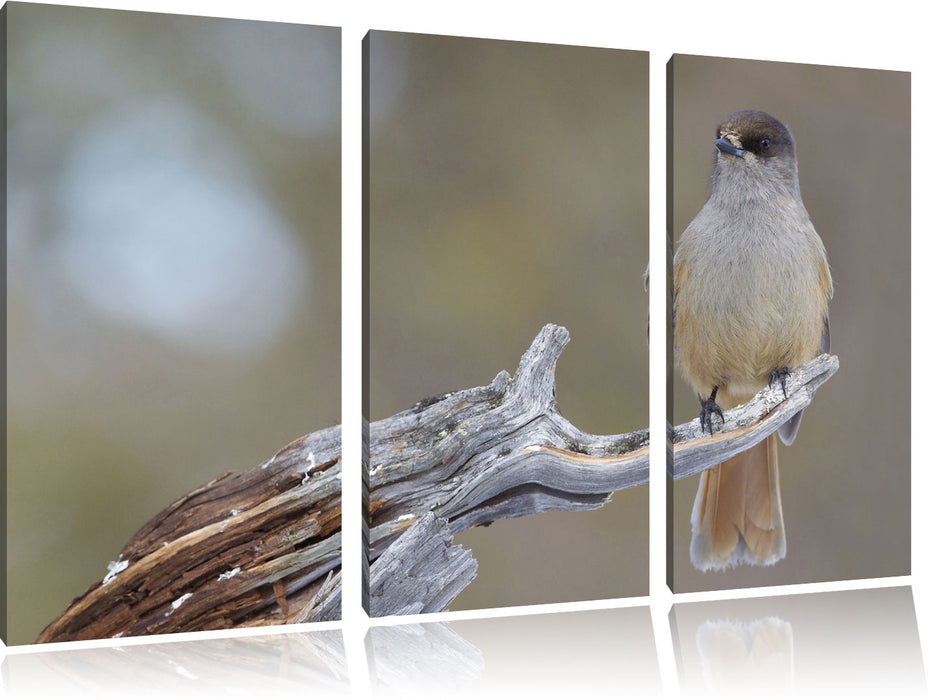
[714,138,745,157]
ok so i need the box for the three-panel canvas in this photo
[2,2,911,647]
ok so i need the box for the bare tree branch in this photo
[368,513,477,617]
[364,324,649,568]
[37,324,838,637]
[37,430,342,643]
[670,352,840,480]
[363,324,836,614]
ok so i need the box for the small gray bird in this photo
[673,110,833,571]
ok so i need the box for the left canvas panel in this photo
[4,3,341,644]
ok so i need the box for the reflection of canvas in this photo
[5,4,340,644]
[667,55,910,593]
[364,31,649,614]
[671,587,925,695]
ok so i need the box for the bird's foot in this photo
[698,390,724,435]
[769,365,791,398]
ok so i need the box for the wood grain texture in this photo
[670,352,839,480]
[368,513,477,617]
[364,324,649,573]
[363,324,835,614]
[37,429,341,643]
[36,325,837,638]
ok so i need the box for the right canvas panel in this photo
[667,55,910,593]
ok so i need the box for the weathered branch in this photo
[363,324,837,614]
[37,429,342,643]
[669,352,839,480]
[368,513,477,617]
[37,324,838,639]
[363,324,651,614]
[365,324,649,563]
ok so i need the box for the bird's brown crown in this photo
[717,110,795,160]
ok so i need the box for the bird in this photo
[673,110,832,571]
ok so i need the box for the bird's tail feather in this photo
[690,434,785,571]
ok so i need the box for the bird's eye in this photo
[760,138,771,150]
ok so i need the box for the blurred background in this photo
[669,56,910,592]
[366,32,649,608]
[6,5,340,644]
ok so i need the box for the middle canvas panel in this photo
[363,31,649,615]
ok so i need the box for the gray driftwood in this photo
[37,324,838,639]
[368,512,477,617]
[364,324,649,570]
[670,351,839,479]
[364,323,838,615]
